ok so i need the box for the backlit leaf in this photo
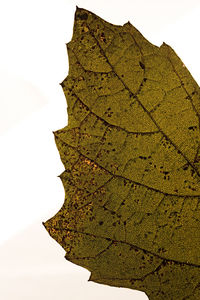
[43,7,200,299]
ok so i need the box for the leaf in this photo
[43,7,200,299]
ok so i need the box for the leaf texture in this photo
[43,7,200,299]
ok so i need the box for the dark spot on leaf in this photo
[77,13,88,20]
[139,61,145,70]
[188,126,197,131]
[139,155,147,160]
[106,238,111,241]
[182,164,189,170]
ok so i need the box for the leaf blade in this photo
[44,7,200,299]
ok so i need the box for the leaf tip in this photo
[75,5,82,14]
[53,130,59,138]
[75,5,87,15]
[42,221,46,228]
[161,41,170,48]
[124,20,133,26]
[59,81,65,88]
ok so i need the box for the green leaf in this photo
[43,7,200,299]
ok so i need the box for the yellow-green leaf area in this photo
[44,7,200,300]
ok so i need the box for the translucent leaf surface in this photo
[44,7,200,299]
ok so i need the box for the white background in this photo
[0,0,200,299]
